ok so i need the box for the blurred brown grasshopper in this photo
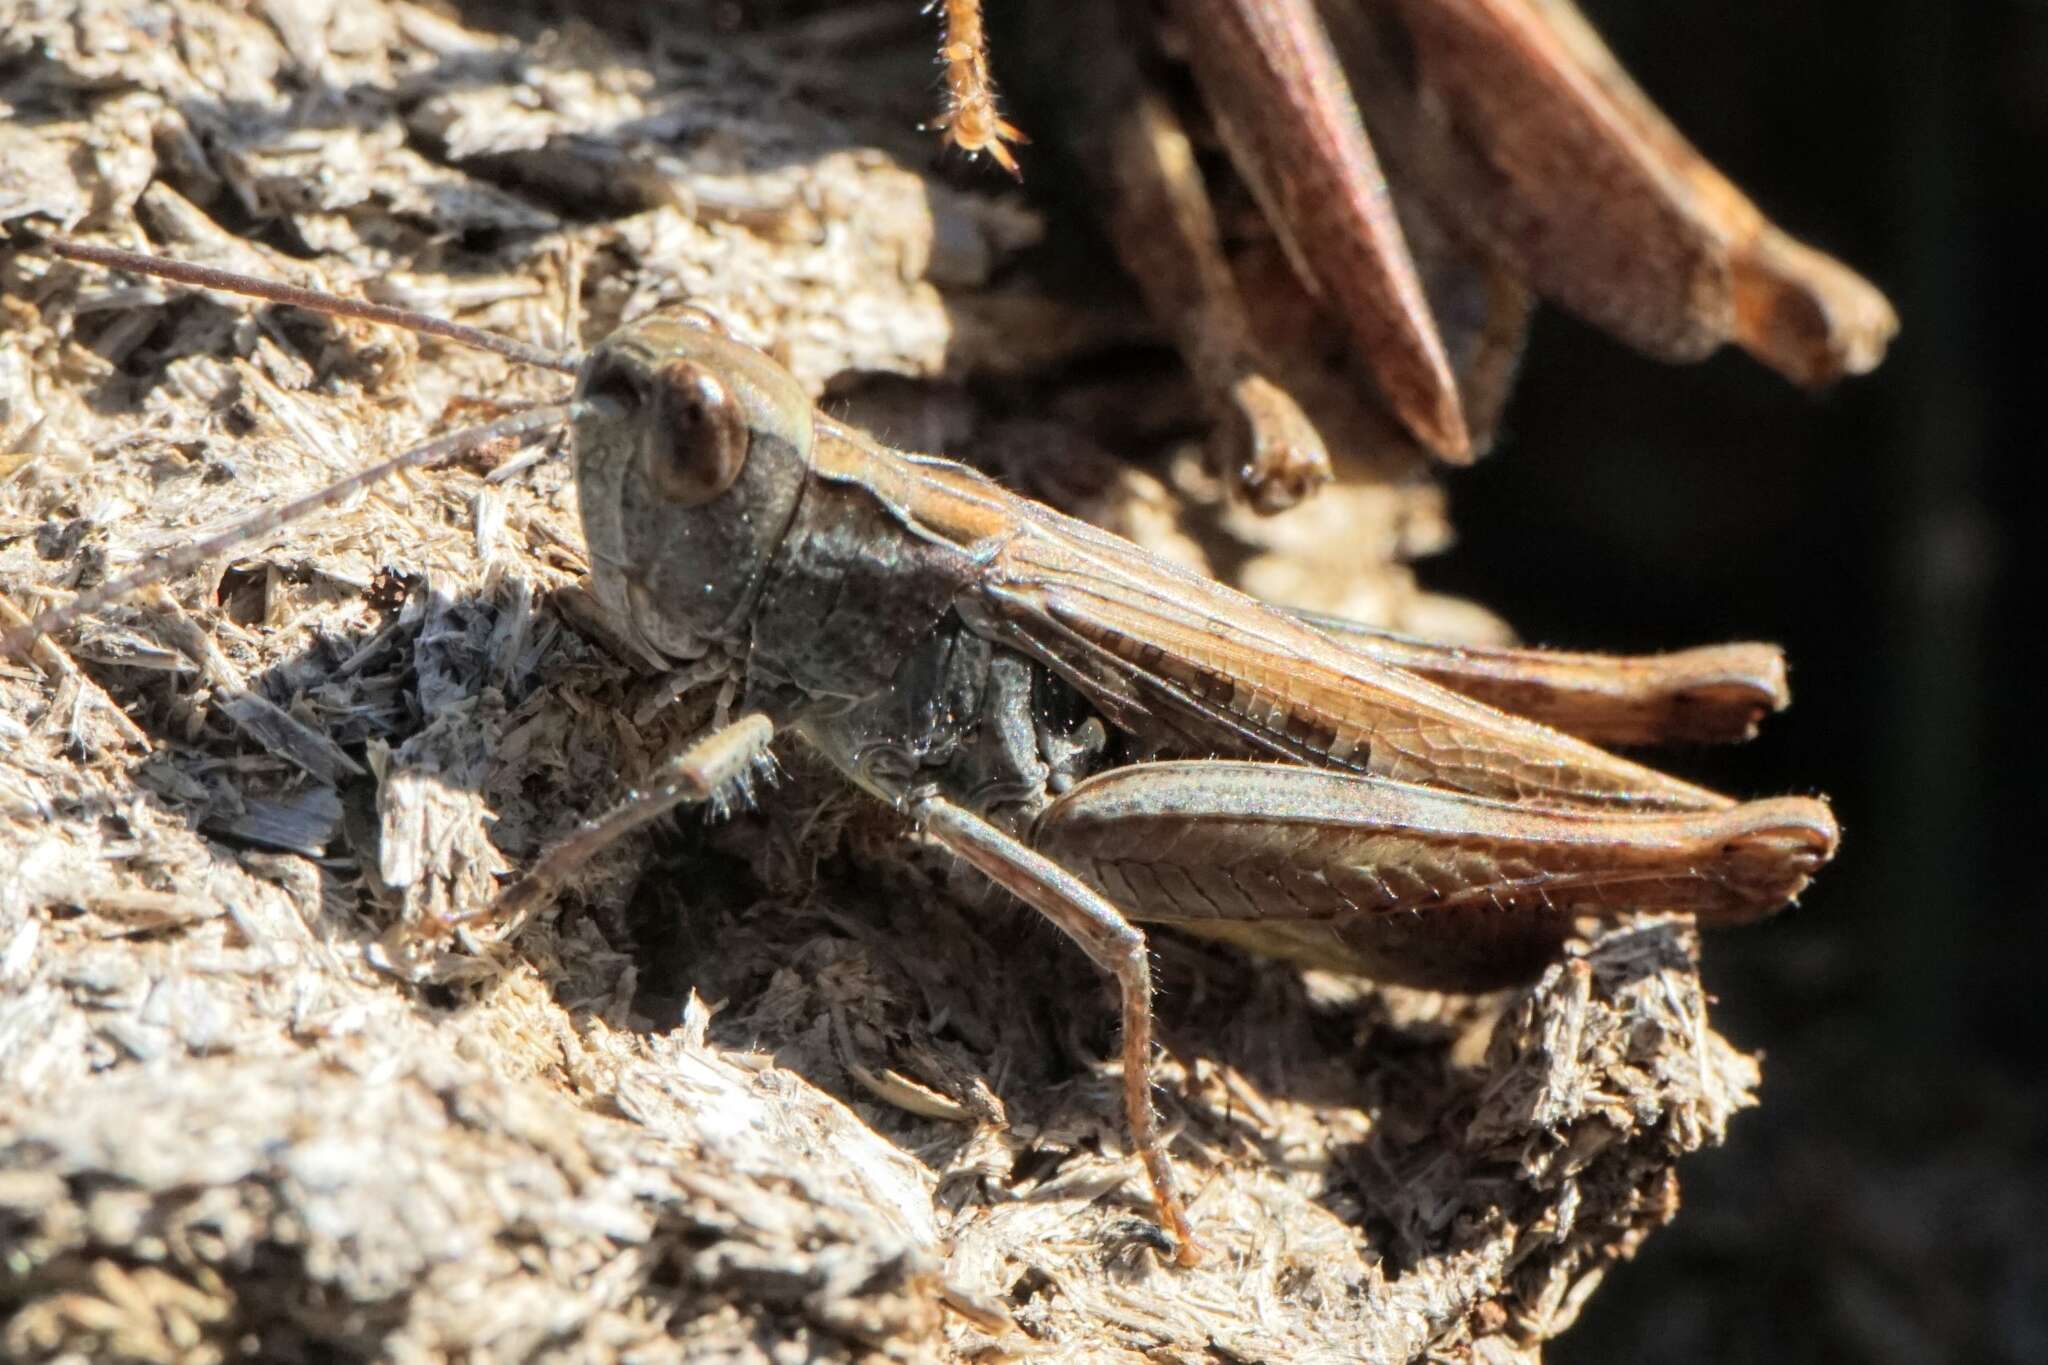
[931,0,1898,510]
[7,239,1839,1265]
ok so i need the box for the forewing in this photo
[829,425,1762,816]
[1288,609,1792,746]
[966,508,1728,813]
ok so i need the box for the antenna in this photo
[48,239,583,375]
[1,405,569,661]
[4,237,592,660]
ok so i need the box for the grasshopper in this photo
[8,238,1839,1265]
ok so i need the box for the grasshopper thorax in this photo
[572,308,814,664]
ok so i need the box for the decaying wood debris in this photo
[4,2,1768,1359]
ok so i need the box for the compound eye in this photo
[644,359,749,505]
[670,305,732,337]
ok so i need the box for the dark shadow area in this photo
[1417,1,2047,1358]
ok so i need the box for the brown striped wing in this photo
[965,502,1727,814]
[812,420,1735,816]
[1287,609,1792,746]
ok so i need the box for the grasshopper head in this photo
[572,309,813,662]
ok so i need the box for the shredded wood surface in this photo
[3,2,1758,1360]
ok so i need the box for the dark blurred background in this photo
[1418,2,2046,1359]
